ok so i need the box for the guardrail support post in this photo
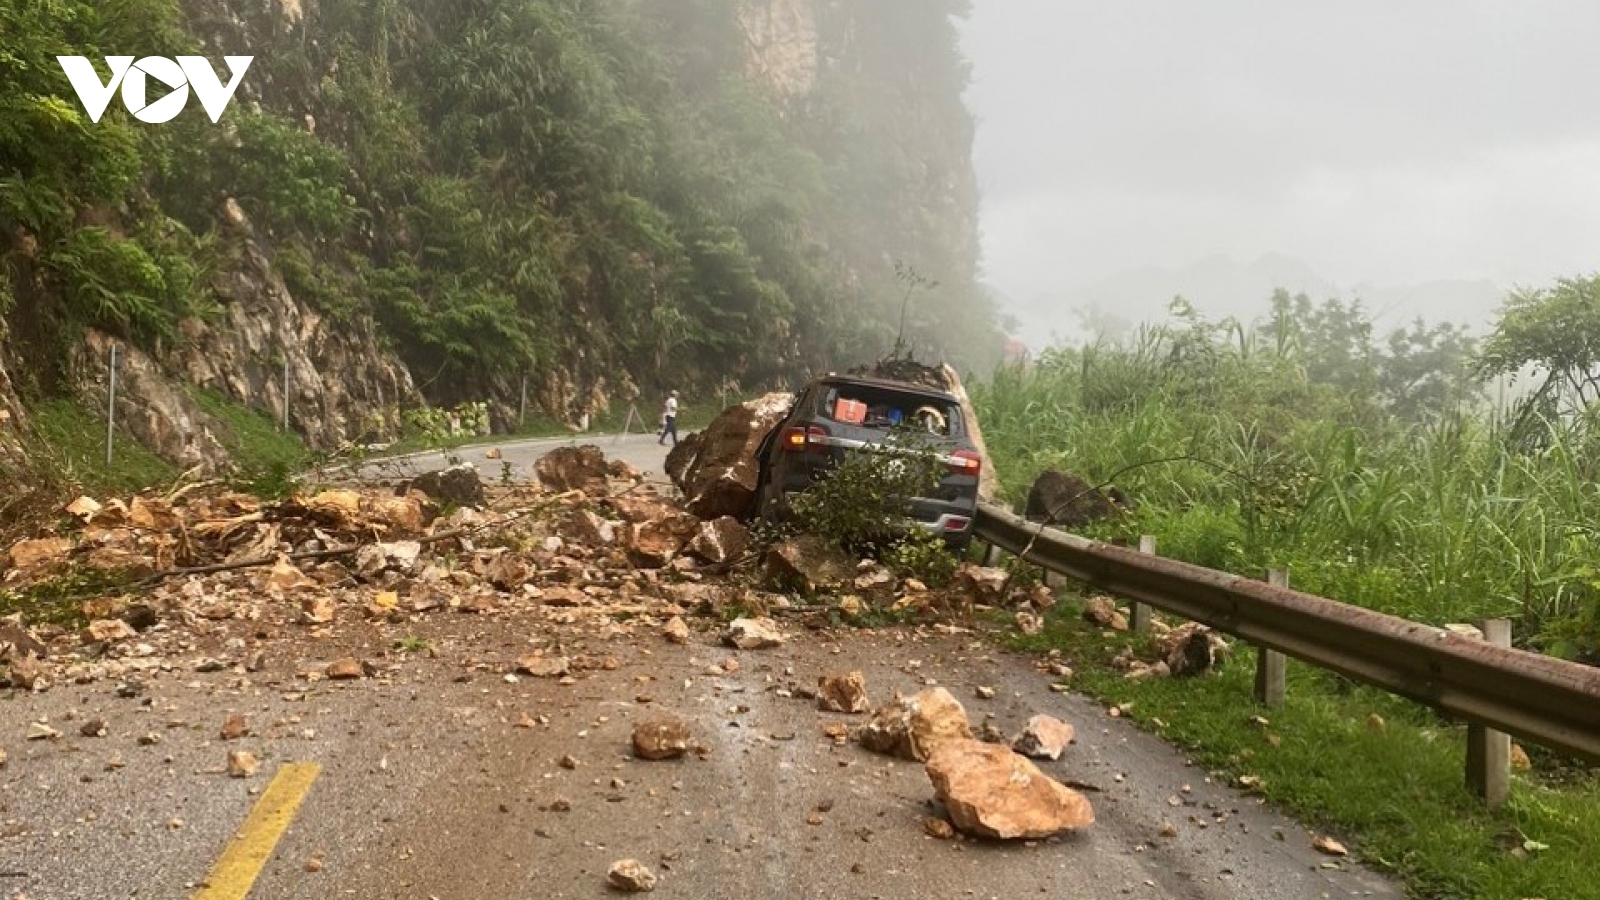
[982,540,1001,567]
[1129,536,1155,632]
[1254,569,1289,707]
[1466,618,1512,806]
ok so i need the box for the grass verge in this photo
[189,388,310,497]
[1001,595,1600,900]
[26,399,176,494]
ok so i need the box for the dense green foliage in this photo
[1,0,996,417]
[982,284,1600,898]
[974,288,1600,658]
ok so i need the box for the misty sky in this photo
[959,2,1600,307]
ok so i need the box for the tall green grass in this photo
[976,318,1600,899]
[973,343,1600,660]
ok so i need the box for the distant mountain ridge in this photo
[1005,254,1506,348]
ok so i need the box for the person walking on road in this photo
[657,390,680,446]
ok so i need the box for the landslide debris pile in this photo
[0,439,1123,881]
[0,441,1050,697]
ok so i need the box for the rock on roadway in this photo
[0,622,1405,900]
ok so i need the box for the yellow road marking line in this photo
[192,762,321,900]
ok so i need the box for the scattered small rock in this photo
[1313,836,1349,857]
[220,714,249,741]
[1156,622,1229,677]
[724,617,786,650]
[26,722,60,741]
[1014,611,1043,635]
[1510,743,1532,772]
[923,816,956,839]
[86,619,137,644]
[632,717,692,761]
[858,688,972,761]
[80,719,109,738]
[326,658,364,680]
[300,596,336,625]
[978,717,1009,744]
[606,858,658,892]
[662,617,690,645]
[516,656,572,678]
[1012,715,1075,761]
[227,750,261,778]
[956,565,1010,603]
[1082,596,1128,631]
[816,672,871,714]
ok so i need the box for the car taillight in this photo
[780,425,828,451]
[949,449,982,476]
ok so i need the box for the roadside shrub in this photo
[788,433,946,554]
[883,527,959,588]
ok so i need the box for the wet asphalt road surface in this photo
[1,619,1405,900]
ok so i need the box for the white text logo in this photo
[57,56,254,124]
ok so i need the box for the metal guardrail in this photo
[973,501,1600,765]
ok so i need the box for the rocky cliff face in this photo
[55,199,419,475]
[739,0,822,96]
[175,203,417,451]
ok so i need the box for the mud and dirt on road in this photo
[0,428,1405,899]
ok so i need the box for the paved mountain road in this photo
[332,432,675,488]
[0,434,1407,898]
[1,619,1403,899]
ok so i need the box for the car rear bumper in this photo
[774,489,974,535]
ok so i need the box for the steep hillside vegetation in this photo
[0,0,996,483]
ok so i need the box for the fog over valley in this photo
[959,2,1600,348]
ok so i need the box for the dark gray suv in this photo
[753,374,982,547]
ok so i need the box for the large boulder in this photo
[669,393,794,520]
[535,445,610,496]
[1024,470,1129,528]
[686,516,750,565]
[925,740,1095,839]
[763,535,855,592]
[626,512,701,568]
[409,463,487,509]
[663,432,704,488]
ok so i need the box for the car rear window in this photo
[815,384,962,436]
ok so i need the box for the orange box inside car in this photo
[832,397,867,424]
